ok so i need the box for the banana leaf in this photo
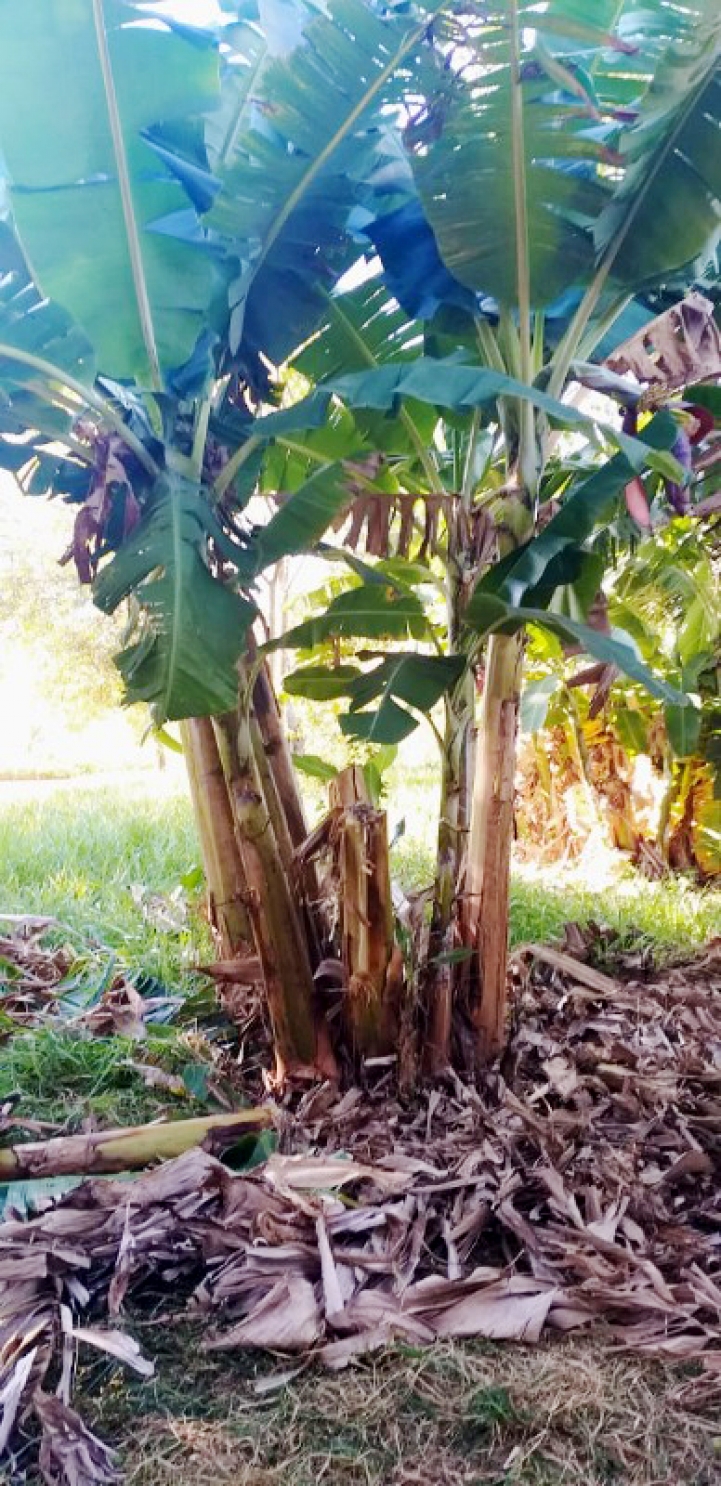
[94,473,255,719]
[0,2,223,387]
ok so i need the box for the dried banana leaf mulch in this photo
[2,940,721,1483]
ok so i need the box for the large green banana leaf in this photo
[256,358,682,483]
[409,33,606,307]
[596,2,721,285]
[294,279,421,383]
[405,0,713,309]
[93,474,255,720]
[273,574,687,745]
[286,651,465,744]
[0,2,222,387]
[208,0,441,366]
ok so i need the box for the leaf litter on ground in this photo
[0,918,184,1040]
[1,930,721,1482]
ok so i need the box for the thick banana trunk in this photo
[214,710,320,1077]
[180,717,251,957]
[464,631,524,1061]
[331,769,394,1059]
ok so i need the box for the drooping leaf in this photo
[209,0,440,368]
[520,676,561,735]
[259,361,683,476]
[251,462,353,575]
[340,696,418,744]
[467,594,689,708]
[665,701,703,759]
[291,753,340,783]
[614,706,649,756]
[94,473,255,720]
[267,581,431,653]
[284,664,361,701]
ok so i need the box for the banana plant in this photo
[1,0,719,1071]
[0,0,440,720]
[0,0,455,1074]
[513,520,720,878]
[237,0,721,1059]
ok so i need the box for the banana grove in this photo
[0,0,718,1079]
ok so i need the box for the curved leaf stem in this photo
[460,408,481,509]
[91,0,162,391]
[576,292,632,363]
[0,342,160,477]
[190,399,212,482]
[217,34,268,167]
[213,432,261,498]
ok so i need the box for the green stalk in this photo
[190,399,212,483]
[475,317,506,374]
[461,409,481,508]
[213,432,261,499]
[508,0,537,502]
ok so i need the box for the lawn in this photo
[1,774,718,976]
[1,775,720,1486]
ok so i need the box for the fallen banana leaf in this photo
[2,942,721,1485]
[513,942,619,994]
[0,1108,274,1180]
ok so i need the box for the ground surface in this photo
[1,777,720,1485]
[70,1327,721,1485]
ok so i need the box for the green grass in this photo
[1,780,717,983]
[392,836,719,953]
[0,1027,215,1131]
[0,781,210,984]
[508,867,720,954]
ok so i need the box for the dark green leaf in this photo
[291,754,339,783]
[520,676,560,734]
[284,664,361,701]
[94,474,254,720]
[665,701,703,758]
[340,696,418,744]
[182,1063,210,1103]
[596,9,721,287]
[253,463,352,574]
[267,583,431,652]
[614,707,649,756]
